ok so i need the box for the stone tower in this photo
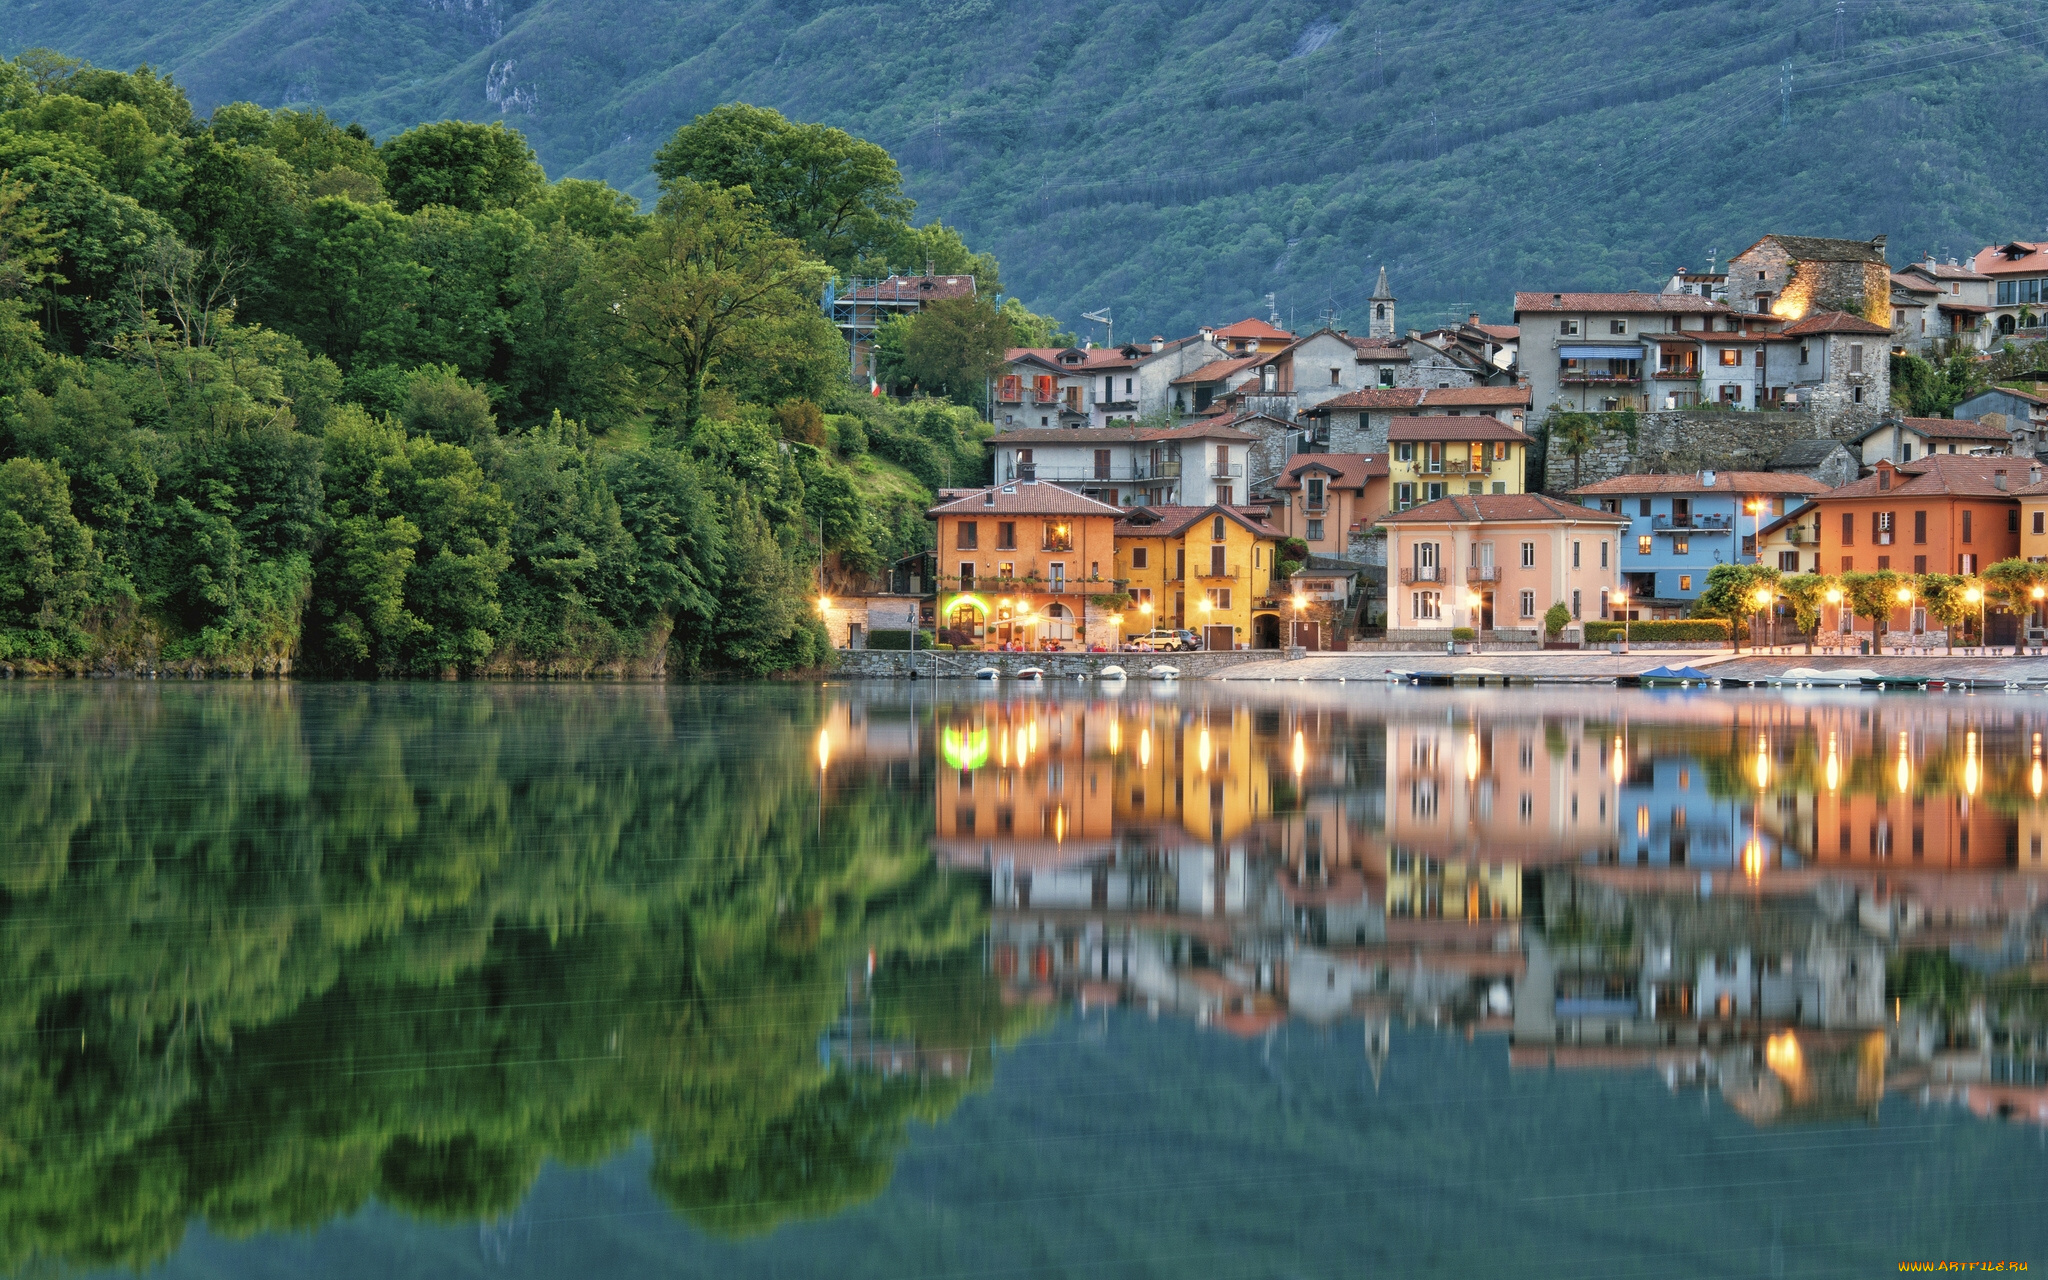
[1368,265,1396,338]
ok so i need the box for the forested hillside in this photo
[0,55,997,675]
[6,0,2048,335]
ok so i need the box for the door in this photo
[1094,448,1111,479]
[1479,592,1494,632]
[1203,624,1235,651]
[848,623,865,650]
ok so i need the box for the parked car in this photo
[1130,628,1200,651]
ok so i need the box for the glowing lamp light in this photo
[1765,1030,1803,1084]
[1198,728,1212,771]
[1199,598,1213,613]
[816,596,832,615]
[1140,601,1154,616]
[1611,734,1626,784]
[1825,732,1840,793]
[1964,729,1980,798]
[816,728,831,772]
[1895,587,1914,605]
[2032,757,2043,801]
[1466,731,1480,783]
[1292,594,1308,612]
[1965,586,1984,605]
[1896,730,1912,795]
[1742,836,1764,882]
[1108,719,1121,755]
[1754,734,1771,790]
[1824,588,1843,605]
[1751,587,1774,609]
[1293,728,1306,778]
[1139,727,1152,766]
[2034,586,2046,602]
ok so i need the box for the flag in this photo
[870,376,881,397]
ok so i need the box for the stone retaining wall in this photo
[1541,409,1857,493]
[829,649,1275,679]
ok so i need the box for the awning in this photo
[1559,345,1645,359]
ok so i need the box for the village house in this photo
[1511,290,1743,413]
[996,333,1229,429]
[929,483,1125,651]
[1569,471,1829,614]
[1767,438,1860,489]
[1380,493,1628,640]
[1302,385,1534,456]
[1969,240,2048,339]
[1811,454,2024,640]
[1111,505,1283,650]
[1386,415,1535,511]
[1755,501,1825,576]
[2011,462,2048,564]
[828,270,977,383]
[1727,234,1892,328]
[1412,313,1521,385]
[1890,257,1994,353]
[1264,454,1391,559]
[1851,415,2012,467]
[1774,310,1894,423]
[1662,264,1729,302]
[988,420,1258,508]
[1955,385,2048,457]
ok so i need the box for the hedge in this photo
[1582,619,1731,643]
[866,629,937,650]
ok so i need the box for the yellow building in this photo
[1111,504,1283,649]
[1755,500,1825,576]
[2019,469,2048,563]
[1387,416,1535,510]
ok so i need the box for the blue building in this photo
[1568,470,1828,614]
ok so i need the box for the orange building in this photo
[1264,453,1391,559]
[1812,455,2022,635]
[930,482,1124,650]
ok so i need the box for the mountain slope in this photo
[7,0,2048,336]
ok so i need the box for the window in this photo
[1209,545,1227,576]
[996,521,1016,549]
[1521,541,1536,568]
[997,561,1014,579]
[1849,343,1864,373]
[1396,442,1414,462]
[1044,521,1073,551]
[1133,587,1152,608]
[959,562,976,591]
[1175,549,1185,579]
[1216,485,1233,504]
[1132,546,1148,569]
[1798,344,1809,365]
[1306,476,1326,508]
[1960,553,1977,573]
[1840,512,1854,546]
[1207,587,1231,610]
[1572,541,1581,569]
[1962,510,1973,543]
[1124,377,1133,394]
[1778,550,1799,570]
[1427,443,1444,473]
[1913,555,1926,574]
[1610,319,1627,334]
[1395,482,1415,510]
[1914,510,1927,543]
[1425,482,1445,501]
[1571,589,1582,619]
[1379,368,1396,387]
[1875,511,1893,545]
[1853,386,1864,404]
[1560,319,1580,336]
[957,521,979,549]
[1719,348,1742,367]
[2035,511,2045,536]
[1307,519,1324,540]
[1212,515,1227,541]
[1673,537,1689,555]
[1599,541,1609,568]
[1755,293,1772,314]
[1493,440,1510,461]
[1638,535,1653,555]
[1902,442,1914,461]
[1330,367,1342,385]
[1412,590,1442,619]
[2011,508,2021,534]
[1678,574,1692,591]
[1520,589,1536,617]
[1639,499,1652,517]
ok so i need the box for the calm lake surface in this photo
[6,680,2047,1278]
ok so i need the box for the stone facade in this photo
[1728,234,1892,328]
[1540,409,1863,494]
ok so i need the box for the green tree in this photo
[1001,296,1071,348]
[1915,572,1970,653]
[900,295,1009,406]
[0,456,100,657]
[1889,351,1984,418]
[521,177,642,240]
[1692,562,1779,651]
[381,119,546,214]
[652,103,913,271]
[1838,569,1903,651]
[1547,410,1598,489]
[593,180,827,434]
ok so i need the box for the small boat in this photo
[973,666,1001,681]
[1780,666,1880,687]
[1098,665,1127,681]
[1148,664,1181,681]
[1623,664,1715,688]
[1016,666,1046,681]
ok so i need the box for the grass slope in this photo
[7,0,2048,335]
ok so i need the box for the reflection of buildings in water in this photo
[1386,718,1621,874]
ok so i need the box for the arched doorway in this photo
[1042,602,1075,646]
[1252,612,1282,649]
[2001,314,2018,335]
[945,597,988,645]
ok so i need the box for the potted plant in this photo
[1451,626,1477,654]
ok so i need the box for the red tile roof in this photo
[1170,356,1262,386]
[929,484,1126,518]
[1271,453,1390,490]
[849,274,976,302]
[1313,388,1425,411]
[1421,386,1532,407]
[1347,337,1411,360]
[1903,416,2011,441]
[1386,416,1534,443]
[1513,291,1734,315]
[1568,471,1830,497]
[1821,454,2027,501]
[1209,317,1295,341]
[1005,346,1135,370]
[1972,241,2048,277]
[1779,310,1891,336]
[1113,504,1281,539]
[1473,323,1520,341]
[1904,260,1990,281]
[1380,493,1631,524]
[989,422,1257,445]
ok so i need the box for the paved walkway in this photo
[1214,647,2048,683]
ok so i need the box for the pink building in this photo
[1380,494,1629,639]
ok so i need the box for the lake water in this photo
[5,680,2046,1278]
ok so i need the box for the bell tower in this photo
[1368,265,1396,339]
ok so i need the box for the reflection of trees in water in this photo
[0,686,1019,1271]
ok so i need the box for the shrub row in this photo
[1582,619,1731,643]
[865,629,936,650]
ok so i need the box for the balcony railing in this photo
[1560,374,1643,386]
[1399,566,1445,584]
[1654,368,1700,380]
[1194,566,1241,580]
[1209,463,1246,479]
[1466,565,1502,582]
[934,574,1127,594]
[997,463,1180,483]
[1650,514,1731,532]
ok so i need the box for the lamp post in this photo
[1823,587,1843,652]
[1293,592,1309,651]
[1745,498,1764,564]
[1894,584,1914,654]
[1751,585,1776,652]
[1964,583,1984,654]
[1198,596,1212,650]
[2033,585,2046,653]
[1608,587,1630,652]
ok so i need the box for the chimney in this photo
[1151,335,1165,352]
[1872,234,1887,251]
[1995,469,2008,491]
[2032,465,2042,485]
[1551,293,1563,307]
[1468,313,1481,325]
[983,490,997,505]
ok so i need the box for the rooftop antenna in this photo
[1706,248,1719,274]
[1265,292,1279,326]
[1779,58,1792,128]
[1081,307,1112,347]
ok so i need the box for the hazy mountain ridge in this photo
[6,0,2048,337]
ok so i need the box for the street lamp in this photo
[1751,585,1776,651]
[1608,587,1630,651]
[1894,584,1914,652]
[1823,587,1843,651]
[1745,499,1764,564]
[1964,583,1984,653]
[1293,592,1309,649]
[2032,585,2047,653]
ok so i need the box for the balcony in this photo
[1194,566,1242,580]
[1654,367,1700,380]
[1209,463,1246,480]
[1466,565,1502,583]
[1399,566,1445,584]
[1097,399,1138,413]
[1650,514,1731,533]
[1560,374,1643,386]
